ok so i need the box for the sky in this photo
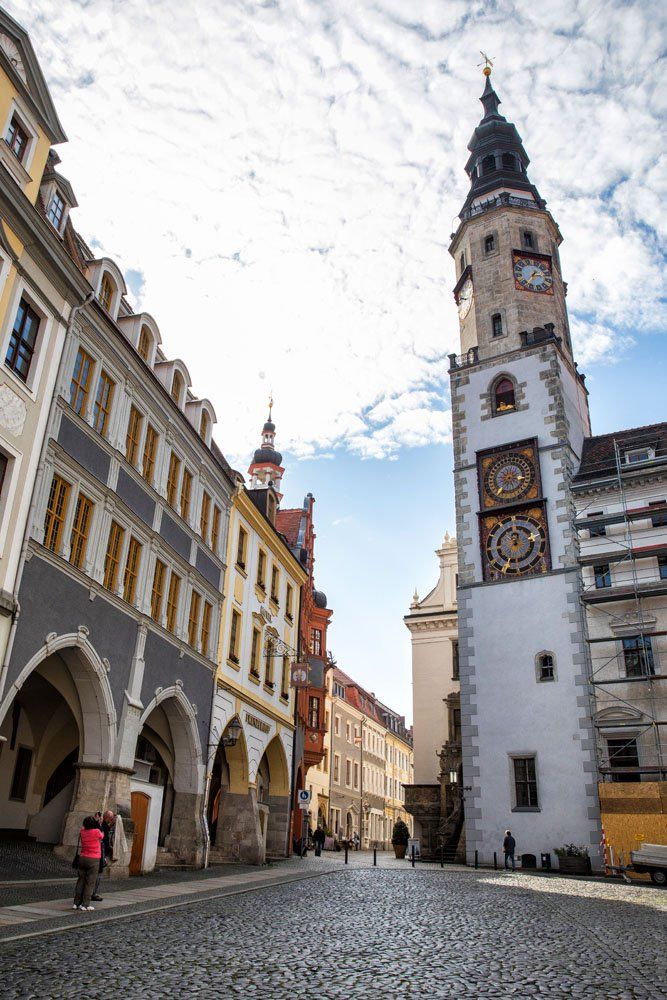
[13,0,666,722]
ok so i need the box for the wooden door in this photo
[129,791,150,876]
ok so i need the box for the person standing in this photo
[73,816,104,911]
[503,829,516,872]
[91,810,116,902]
[313,826,326,857]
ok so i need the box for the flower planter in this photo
[393,844,407,860]
[556,855,591,875]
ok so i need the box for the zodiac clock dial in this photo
[483,453,535,505]
[483,511,548,579]
[513,253,553,294]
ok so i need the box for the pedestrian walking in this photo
[91,809,116,901]
[73,816,105,911]
[313,826,326,857]
[503,829,516,872]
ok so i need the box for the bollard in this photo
[344,844,348,865]
[440,844,444,869]
[373,848,377,867]
[411,845,416,868]
[494,851,497,871]
[474,849,478,870]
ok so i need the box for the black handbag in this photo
[72,833,81,871]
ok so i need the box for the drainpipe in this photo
[0,291,94,703]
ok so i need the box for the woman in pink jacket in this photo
[73,816,104,911]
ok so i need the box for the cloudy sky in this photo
[15,0,666,719]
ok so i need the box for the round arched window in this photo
[494,378,516,412]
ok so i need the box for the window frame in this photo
[98,273,115,312]
[125,405,143,466]
[229,608,241,664]
[69,491,94,570]
[142,424,159,486]
[166,571,182,633]
[103,520,125,592]
[200,600,213,658]
[92,369,115,438]
[200,490,211,542]
[180,468,193,522]
[166,451,182,508]
[511,754,539,811]
[5,296,40,384]
[236,525,247,570]
[622,635,655,678]
[43,474,71,553]
[151,559,167,623]
[47,189,66,231]
[188,589,202,649]
[593,564,612,589]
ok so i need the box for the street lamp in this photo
[222,717,242,748]
[449,768,458,785]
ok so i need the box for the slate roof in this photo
[574,423,667,482]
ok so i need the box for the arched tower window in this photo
[493,377,516,413]
[171,370,184,405]
[536,652,556,682]
[98,274,114,312]
[502,152,516,170]
[481,154,496,176]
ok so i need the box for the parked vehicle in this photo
[630,843,667,886]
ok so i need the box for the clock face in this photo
[457,278,473,319]
[513,254,553,294]
[483,453,535,505]
[483,511,548,578]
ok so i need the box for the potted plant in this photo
[392,819,410,859]
[554,844,591,875]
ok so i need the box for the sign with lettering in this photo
[244,712,270,734]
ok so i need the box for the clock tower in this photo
[449,69,601,867]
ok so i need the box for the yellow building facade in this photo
[207,482,307,864]
[385,729,414,844]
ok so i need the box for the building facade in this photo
[207,418,307,865]
[329,669,363,841]
[0,10,236,875]
[379,703,414,845]
[448,69,601,868]
[572,425,667,861]
[403,532,460,857]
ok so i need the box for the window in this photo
[170,370,184,404]
[271,565,279,604]
[123,537,142,604]
[103,521,124,590]
[513,756,538,808]
[211,505,221,554]
[484,234,495,253]
[452,640,460,680]
[47,190,65,230]
[142,425,158,485]
[69,347,94,415]
[166,452,181,507]
[353,761,359,790]
[312,628,322,656]
[264,636,274,687]
[587,512,606,538]
[346,721,351,743]
[229,609,241,664]
[522,231,534,249]
[625,448,652,465]
[649,501,667,528]
[607,737,640,782]
[200,601,212,657]
[137,326,151,361]
[188,590,201,648]
[537,653,555,682]
[166,572,181,632]
[594,564,611,589]
[200,491,211,542]
[92,371,114,437]
[491,313,503,338]
[10,746,33,800]
[345,759,351,786]
[494,377,515,413]
[69,493,93,569]
[125,406,143,466]
[180,469,192,521]
[286,583,294,621]
[309,696,320,730]
[6,115,28,162]
[659,556,667,581]
[459,252,465,274]
[6,298,39,382]
[98,274,114,311]
[334,714,340,736]
[481,153,496,175]
[281,655,290,699]
[151,560,166,622]
[333,754,340,783]
[502,152,516,170]
[236,526,247,569]
[250,627,261,676]
[622,635,655,678]
[43,475,70,552]
[257,549,266,590]
[199,410,210,441]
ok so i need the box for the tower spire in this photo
[247,398,284,499]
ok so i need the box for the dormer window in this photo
[625,447,653,465]
[5,114,28,162]
[138,326,151,361]
[47,190,66,231]
[171,370,184,405]
[98,274,114,311]
[199,410,210,441]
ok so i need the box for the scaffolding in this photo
[573,428,667,784]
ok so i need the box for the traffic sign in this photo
[297,789,311,809]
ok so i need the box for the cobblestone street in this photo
[1,864,665,998]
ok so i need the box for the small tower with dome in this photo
[247,397,285,500]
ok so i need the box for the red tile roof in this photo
[276,508,302,549]
[575,423,667,481]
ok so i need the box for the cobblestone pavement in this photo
[1,867,665,998]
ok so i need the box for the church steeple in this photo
[461,68,544,217]
[247,397,285,499]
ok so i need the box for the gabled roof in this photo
[574,423,667,482]
[275,508,303,550]
[0,10,67,143]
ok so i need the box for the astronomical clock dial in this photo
[513,253,553,294]
[457,278,473,320]
[481,508,549,581]
[482,452,536,506]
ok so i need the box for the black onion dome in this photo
[253,446,282,465]
[263,420,275,433]
[313,589,327,609]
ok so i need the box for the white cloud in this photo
[12,0,665,463]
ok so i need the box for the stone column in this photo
[266,793,290,859]
[213,786,264,865]
[165,790,206,866]
[57,762,134,874]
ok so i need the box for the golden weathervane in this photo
[478,51,495,77]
